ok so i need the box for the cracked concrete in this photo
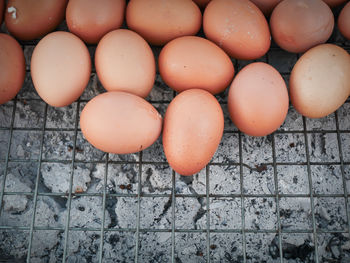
[1,16,350,263]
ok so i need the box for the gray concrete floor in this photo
[1,15,350,263]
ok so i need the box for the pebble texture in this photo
[1,16,350,262]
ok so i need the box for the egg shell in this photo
[193,0,212,9]
[250,0,282,16]
[159,36,234,95]
[203,0,270,60]
[0,33,25,105]
[163,89,224,176]
[31,31,91,107]
[270,0,334,53]
[95,29,155,98]
[228,62,289,136]
[80,91,162,154]
[66,0,126,44]
[0,0,4,25]
[322,0,348,7]
[5,0,68,41]
[290,44,350,119]
[338,2,350,41]
[126,0,202,46]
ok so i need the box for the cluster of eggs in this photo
[1,0,350,176]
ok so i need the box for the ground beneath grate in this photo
[1,16,350,263]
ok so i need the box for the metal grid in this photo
[1,24,350,263]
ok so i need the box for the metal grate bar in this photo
[205,165,211,262]
[335,111,350,238]
[266,51,284,263]
[171,170,176,263]
[272,134,284,262]
[98,154,109,262]
[1,191,350,199]
[238,132,247,262]
[5,158,350,167]
[0,100,17,216]
[134,151,143,262]
[26,103,48,262]
[303,116,320,263]
[4,125,350,134]
[61,101,81,263]
[1,224,349,234]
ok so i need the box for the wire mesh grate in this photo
[1,18,350,263]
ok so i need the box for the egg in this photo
[270,0,334,53]
[126,0,202,46]
[163,89,224,176]
[338,1,350,41]
[31,32,91,107]
[5,0,68,41]
[80,91,162,154]
[0,33,25,105]
[159,36,234,95]
[0,0,4,25]
[250,0,282,16]
[193,0,212,9]
[322,0,348,7]
[290,44,350,118]
[66,0,125,44]
[203,0,270,60]
[95,29,155,98]
[228,62,289,136]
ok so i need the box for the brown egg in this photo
[0,0,4,25]
[31,32,91,107]
[228,62,289,136]
[66,0,125,44]
[290,44,350,118]
[203,0,270,60]
[339,2,350,40]
[250,0,282,16]
[159,36,234,95]
[126,0,202,46]
[322,0,348,7]
[5,0,68,41]
[270,0,334,53]
[80,91,162,154]
[163,89,224,176]
[193,0,212,9]
[0,33,25,105]
[95,29,155,98]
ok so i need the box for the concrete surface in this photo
[1,13,350,263]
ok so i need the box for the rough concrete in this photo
[1,18,350,263]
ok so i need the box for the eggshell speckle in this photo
[290,44,350,118]
[270,0,334,53]
[5,0,68,41]
[66,0,126,44]
[228,62,289,136]
[338,1,350,41]
[95,29,155,98]
[80,91,162,154]
[0,33,25,105]
[159,36,234,95]
[126,0,202,46]
[203,0,271,60]
[163,89,224,176]
[31,31,91,107]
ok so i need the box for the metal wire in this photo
[0,38,350,263]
